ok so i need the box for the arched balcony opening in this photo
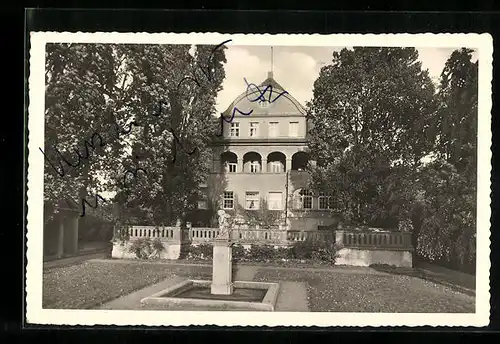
[243,152,262,173]
[267,152,286,173]
[291,151,309,171]
[220,151,238,173]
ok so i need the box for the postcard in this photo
[26,32,492,327]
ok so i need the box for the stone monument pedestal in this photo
[211,238,233,295]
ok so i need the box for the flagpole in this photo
[271,46,273,74]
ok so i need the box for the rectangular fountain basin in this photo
[140,280,280,311]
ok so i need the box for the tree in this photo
[416,48,478,271]
[43,43,131,224]
[43,42,227,227]
[433,48,478,172]
[307,47,437,227]
[114,43,227,225]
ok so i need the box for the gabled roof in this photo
[222,71,306,118]
[258,73,287,91]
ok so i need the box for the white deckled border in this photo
[26,32,493,327]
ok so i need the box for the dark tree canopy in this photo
[307,47,437,226]
[306,46,478,271]
[43,43,227,225]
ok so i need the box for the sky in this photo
[215,45,478,113]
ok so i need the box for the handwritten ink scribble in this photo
[80,193,107,217]
[40,119,141,178]
[215,79,289,137]
[244,78,289,103]
[215,108,253,137]
[169,128,198,164]
[177,39,232,90]
[39,132,106,177]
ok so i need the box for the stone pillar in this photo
[56,217,64,258]
[285,158,292,172]
[64,215,79,255]
[211,239,233,295]
[71,216,79,253]
[261,159,267,173]
[335,230,345,245]
[237,158,243,173]
[167,225,182,260]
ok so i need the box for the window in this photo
[249,122,259,137]
[225,162,237,173]
[230,122,240,137]
[318,191,333,210]
[250,161,260,173]
[270,161,282,173]
[300,189,313,209]
[259,99,269,108]
[223,191,234,209]
[268,192,283,210]
[289,121,299,137]
[245,192,260,210]
[269,122,278,137]
[197,200,208,210]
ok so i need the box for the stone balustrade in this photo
[113,225,413,266]
[335,230,413,250]
[117,225,412,250]
[125,226,177,239]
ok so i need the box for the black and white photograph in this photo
[26,32,492,327]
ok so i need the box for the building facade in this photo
[199,72,339,231]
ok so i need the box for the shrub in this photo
[292,240,317,260]
[186,243,213,260]
[311,242,341,264]
[292,235,340,264]
[247,244,275,262]
[231,244,247,261]
[128,238,164,260]
[113,226,130,246]
[274,246,293,260]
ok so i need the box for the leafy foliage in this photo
[233,198,283,227]
[185,243,214,260]
[183,240,339,265]
[292,235,340,264]
[43,43,227,226]
[128,238,164,260]
[415,49,478,271]
[307,47,478,272]
[307,47,437,227]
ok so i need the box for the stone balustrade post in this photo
[335,230,345,245]
[261,159,267,172]
[165,223,183,260]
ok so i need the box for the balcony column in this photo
[285,158,292,172]
[261,159,267,173]
[237,158,243,173]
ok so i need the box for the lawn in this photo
[43,261,212,309]
[44,260,475,313]
[254,269,475,313]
